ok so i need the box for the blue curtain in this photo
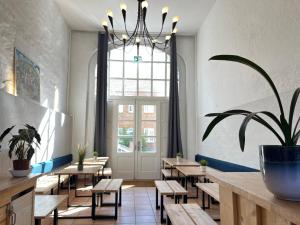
[167,34,183,157]
[94,32,108,156]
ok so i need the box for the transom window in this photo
[108,46,170,98]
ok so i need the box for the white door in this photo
[112,100,161,180]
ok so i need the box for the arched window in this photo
[107,46,171,97]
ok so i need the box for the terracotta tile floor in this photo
[40,181,220,225]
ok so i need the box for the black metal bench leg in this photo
[115,192,118,220]
[156,188,159,209]
[53,208,58,225]
[92,193,96,220]
[160,195,164,223]
[202,190,205,210]
[119,187,122,206]
[100,193,103,206]
[35,218,41,225]
[184,194,187,203]
[166,215,171,225]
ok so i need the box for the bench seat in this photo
[196,183,219,201]
[101,168,112,177]
[35,175,69,194]
[91,179,123,220]
[165,203,217,225]
[155,180,188,223]
[161,169,183,180]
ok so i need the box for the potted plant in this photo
[77,144,86,171]
[202,55,300,201]
[93,151,98,161]
[0,124,41,176]
[176,152,182,161]
[200,160,208,172]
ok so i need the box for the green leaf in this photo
[289,88,300,127]
[210,55,285,117]
[25,124,41,144]
[293,116,300,137]
[202,110,253,141]
[0,125,15,144]
[239,112,285,151]
[26,146,35,161]
[280,114,292,145]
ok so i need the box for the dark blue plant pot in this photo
[260,145,300,201]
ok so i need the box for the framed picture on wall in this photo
[14,48,40,102]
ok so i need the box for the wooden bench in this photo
[165,203,217,225]
[101,168,112,178]
[196,183,219,210]
[155,180,188,223]
[91,179,123,220]
[35,175,69,194]
[34,195,67,225]
[161,169,183,180]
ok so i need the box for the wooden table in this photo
[162,158,200,168]
[206,172,300,225]
[34,195,67,225]
[55,165,102,210]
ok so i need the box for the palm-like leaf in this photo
[0,125,15,145]
[289,88,300,127]
[210,55,285,117]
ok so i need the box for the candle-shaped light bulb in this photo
[120,3,127,11]
[102,20,108,27]
[162,6,169,14]
[107,9,113,18]
[142,1,148,9]
[136,37,141,43]
[152,39,157,44]
[165,35,171,41]
[172,16,180,23]
[122,34,128,40]
[172,28,178,34]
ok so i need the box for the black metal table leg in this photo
[166,215,171,225]
[57,174,61,194]
[115,192,118,220]
[184,194,187,203]
[160,195,165,223]
[35,218,41,225]
[53,208,58,225]
[67,174,71,207]
[156,188,159,209]
[119,187,122,206]
[202,190,205,210]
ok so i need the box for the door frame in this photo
[111,98,163,180]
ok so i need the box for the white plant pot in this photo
[9,167,32,177]
[201,166,206,172]
[94,156,97,161]
[176,156,181,161]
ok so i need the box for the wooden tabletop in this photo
[34,195,67,219]
[176,166,220,177]
[92,179,123,193]
[55,165,102,175]
[206,172,300,225]
[162,158,200,167]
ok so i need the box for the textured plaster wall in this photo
[0,0,72,174]
[0,0,70,112]
[196,0,300,169]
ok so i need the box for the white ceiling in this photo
[55,0,216,35]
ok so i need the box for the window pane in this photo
[118,104,135,120]
[110,61,123,78]
[139,63,151,79]
[153,63,165,79]
[167,54,170,62]
[138,80,151,96]
[125,62,137,78]
[110,48,123,60]
[141,121,156,136]
[139,46,152,61]
[166,81,170,97]
[140,137,156,153]
[118,121,135,136]
[125,46,137,61]
[153,49,165,61]
[110,79,123,96]
[153,80,165,97]
[166,63,170,79]
[118,137,134,153]
[142,105,156,120]
[124,80,137,96]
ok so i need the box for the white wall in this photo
[69,31,197,160]
[196,0,300,169]
[0,0,72,174]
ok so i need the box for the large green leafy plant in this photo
[0,124,41,160]
[202,55,300,150]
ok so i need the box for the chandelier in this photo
[101,0,179,50]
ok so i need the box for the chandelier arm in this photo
[111,28,123,42]
[126,18,140,45]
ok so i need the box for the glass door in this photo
[112,100,161,180]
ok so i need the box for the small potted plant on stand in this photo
[93,151,98,161]
[200,160,208,172]
[202,55,300,201]
[0,124,41,177]
[77,144,86,171]
[176,152,182,162]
